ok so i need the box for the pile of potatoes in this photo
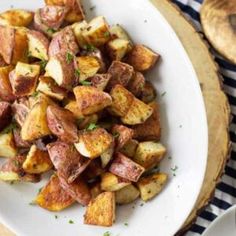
[0,0,168,227]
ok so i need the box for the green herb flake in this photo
[66,52,74,64]
[55,215,58,219]
[38,187,43,194]
[179,125,182,128]
[39,60,48,70]
[140,203,144,207]
[124,222,129,226]
[168,156,172,160]
[90,6,96,11]
[1,123,17,135]
[103,232,111,236]
[68,220,74,224]
[75,69,81,77]
[113,132,120,138]
[161,91,166,97]
[32,91,39,98]
[47,28,57,34]
[84,44,96,52]
[87,123,98,131]
[104,31,110,38]
[171,165,178,172]
[29,201,36,206]
[80,80,92,86]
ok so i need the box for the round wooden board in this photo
[0,0,231,235]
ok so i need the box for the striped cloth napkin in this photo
[170,0,236,235]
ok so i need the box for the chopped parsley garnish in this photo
[68,220,74,224]
[29,201,36,206]
[124,222,129,226]
[103,232,111,236]
[161,91,166,97]
[104,31,110,37]
[13,160,20,168]
[179,125,182,128]
[171,165,178,172]
[140,203,144,207]
[90,6,96,11]
[39,60,48,70]
[80,80,92,86]
[38,187,43,193]
[47,28,57,34]
[84,44,96,52]
[66,52,74,64]
[31,91,39,98]
[1,123,17,135]
[87,123,98,131]
[168,156,172,160]
[55,215,58,219]
[113,132,120,138]
[75,69,81,77]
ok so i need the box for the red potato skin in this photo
[39,5,68,30]
[59,175,91,206]
[0,56,7,66]
[0,26,15,64]
[109,153,145,182]
[48,26,79,58]
[46,105,78,143]
[127,72,145,97]
[28,30,50,52]
[82,159,104,181]
[11,98,30,127]
[0,102,12,131]
[47,141,91,183]
[13,128,31,148]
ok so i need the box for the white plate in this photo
[202,205,236,236]
[0,0,208,235]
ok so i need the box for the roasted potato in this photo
[127,72,145,97]
[101,172,130,192]
[21,94,53,141]
[109,85,134,117]
[22,145,52,174]
[0,65,15,102]
[115,184,140,204]
[0,55,6,66]
[100,141,115,168]
[72,21,88,48]
[0,131,17,158]
[109,153,145,182]
[0,155,40,182]
[83,159,104,181]
[110,24,132,42]
[64,100,84,119]
[13,128,31,148]
[127,44,160,72]
[12,98,30,127]
[37,76,67,101]
[9,62,40,97]
[73,86,112,115]
[47,105,78,143]
[36,174,75,211]
[90,74,111,91]
[75,56,100,82]
[137,173,168,201]
[140,81,156,103]
[0,102,12,132]
[133,102,161,141]
[59,176,91,205]
[121,97,153,125]
[84,191,115,227]
[133,141,166,170]
[48,26,79,58]
[47,141,90,183]
[0,9,33,27]
[78,114,99,130]
[27,30,49,61]
[107,61,134,90]
[90,182,102,199]
[112,124,134,150]
[82,16,111,47]
[45,54,75,89]
[107,39,131,61]
[75,128,113,159]
[120,139,139,158]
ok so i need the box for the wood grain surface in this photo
[0,0,231,235]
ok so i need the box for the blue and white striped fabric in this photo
[170,0,236,235]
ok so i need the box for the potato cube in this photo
[109,85,134,117]
[127,44,160,71]
[101,172,130,192]
[84,192,115,227]
[90,182,102,199]
[137,173,168,201]
[133,141,166,170]
[36,175,75,211]
[77,114,99,130]
[107,61,134,90]
[64,0,85,23]
[100,141,115,168]
[21,94,53,141]
[127,72,145,97]
[133,101,161,141]
[121,97,153,125]
[37,76,67,101]
[90,74,111,91]
[65,100,84,119]
[140,81,156,103]
[47,141,90,183]
[73,86,112,115]
[0,102,12,132]
[23,145,53,174]
[27,30,49,61]
[9,62,40,97]
[0,65,15,102]
[112,125,134,150]
[82,16,111,47]
[110,24,132,42]
[120,139,139,158]
[13,128,31,148]
[75,128,113,159]
[72,21,88,48]
[75,56,100,81]
[109,153,145,182]
[115,184,140,204]
[0,131,17,158]
[107,39,131,61]
[0,9,33,27]
[47,105,78,143]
